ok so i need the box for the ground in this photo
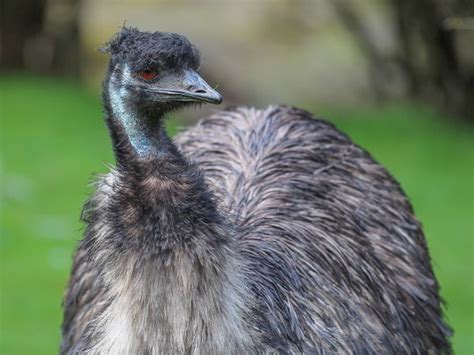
[1,76,472,354]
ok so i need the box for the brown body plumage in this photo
[61,28,451,354]
[176,106,451,353]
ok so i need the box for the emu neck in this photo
[109,91,166,158]
[96,67,254,353]
[105,65,176,166]
[118,105,163,157]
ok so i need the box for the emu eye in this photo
[138,69,158,81]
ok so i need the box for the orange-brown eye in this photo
[138,69,158,81]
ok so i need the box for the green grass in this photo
[1,76,473,354]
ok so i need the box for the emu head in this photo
[103,27,222,117]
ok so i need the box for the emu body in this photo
[62,28,451,354]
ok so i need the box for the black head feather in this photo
[102,27,200,71]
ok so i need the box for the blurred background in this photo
[1,0,473,353]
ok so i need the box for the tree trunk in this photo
[0,0,81,77]
[392,0,473,121]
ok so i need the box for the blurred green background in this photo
[1,0,473,354]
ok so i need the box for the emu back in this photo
[175,106,451,353]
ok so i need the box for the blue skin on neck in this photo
[109,65,164,157]
[119,107,157,156]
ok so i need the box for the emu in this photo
[61,27,451,354]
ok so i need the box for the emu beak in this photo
[153,69,222,104]
[181,70,222,104]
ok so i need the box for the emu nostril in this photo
[187,86,207,94]
[186,84,207,94]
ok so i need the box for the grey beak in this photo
[151,69,222,104]
[180,70,222,104]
